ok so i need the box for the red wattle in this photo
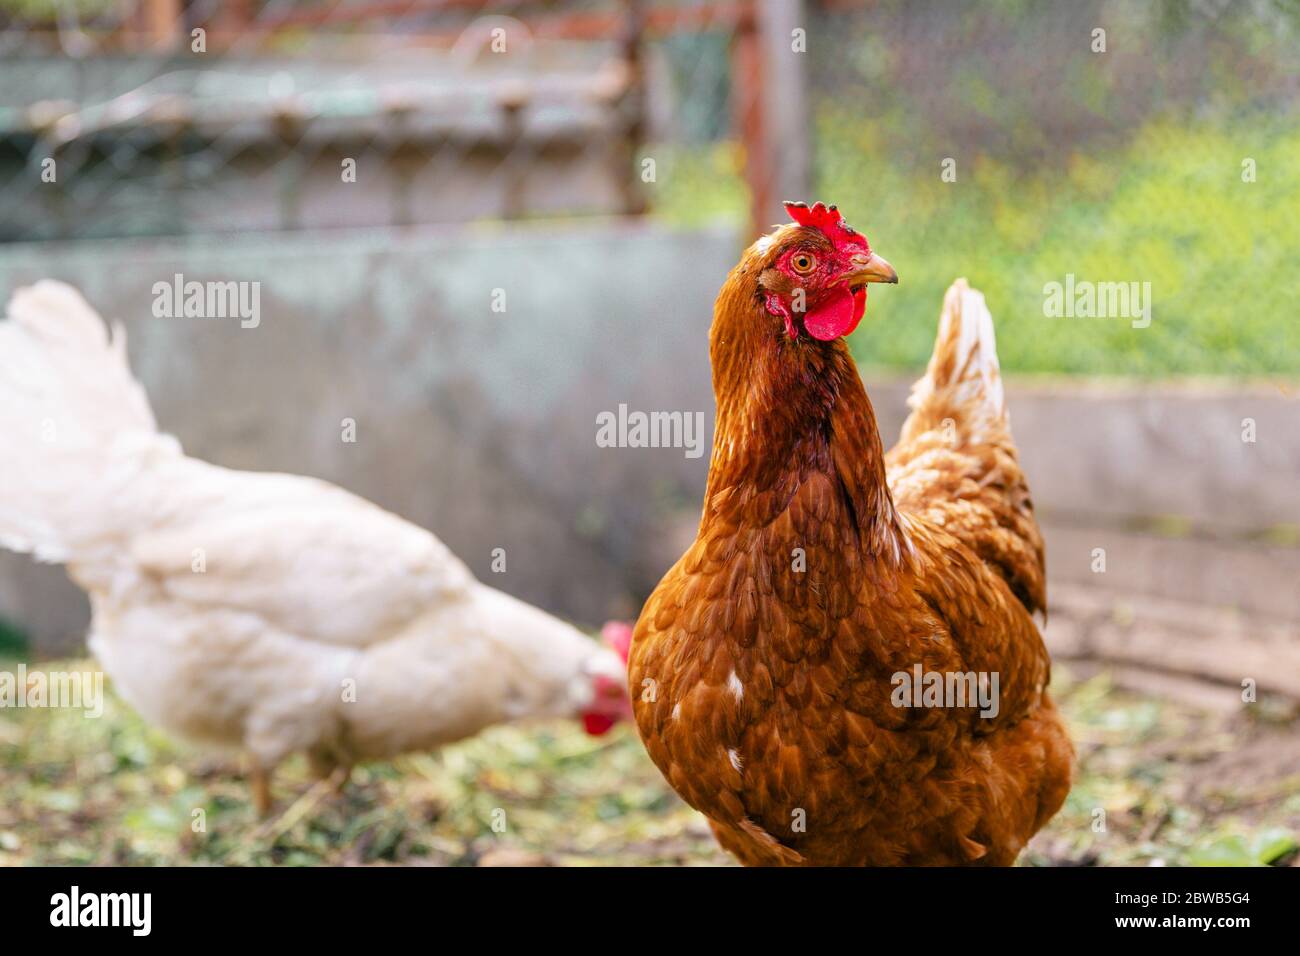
[583,713,615,736]
[804,285,865,341]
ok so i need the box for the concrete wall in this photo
[0,221,737,653]
[871,379,1300,619]
[1,223,1297,663]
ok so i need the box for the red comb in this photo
[783,200,866,248]
[784,201,842,232]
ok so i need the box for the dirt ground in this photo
[0,659,1296,867]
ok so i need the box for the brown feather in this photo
[630,242,1073,866]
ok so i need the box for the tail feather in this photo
[902,278,1006,445]
[0,281,160,561]
[888,279,1046,617]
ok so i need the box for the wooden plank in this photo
[1046,582,1300,702]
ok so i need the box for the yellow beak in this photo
[847,252,898,287]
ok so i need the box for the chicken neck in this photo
[703,285,907,563]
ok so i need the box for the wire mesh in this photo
[0,0,752,242]
[1,0,1295,374]
[806,0,1299,376]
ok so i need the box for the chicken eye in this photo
[790,253,816,275]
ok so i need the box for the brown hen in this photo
[629,204,1073,866]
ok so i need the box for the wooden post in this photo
[731,3,767,239]
[735,0,811,238]
[617,0,648,216]
[138,0,183,51]
[499,93,529,221]
[759,0,810,215]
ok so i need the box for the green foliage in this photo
[649,142,750,230]
[0,0,117,15]
[1020,671,1300,867]
[1,661,1295,866]
[648,0,1300,377]
[0,661,729,866]
[820,116,1300,376]
[657,114,1297,376]
[1188,828,1298,867]
[0,616,29,660]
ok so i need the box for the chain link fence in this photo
[806,0,1300,376]
[1,0,1296,374]
[0,0,761,243]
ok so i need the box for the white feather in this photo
[905,278,1007,445]
[963,286,1005,414]
[0,281,621,768]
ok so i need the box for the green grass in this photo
[655,116,1300,377]
[0,617,28,660]
[823,117,1300,377]
[1,658,1294,866]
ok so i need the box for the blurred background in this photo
[0,0,1297,867]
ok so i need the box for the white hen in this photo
[0,280,630,811]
